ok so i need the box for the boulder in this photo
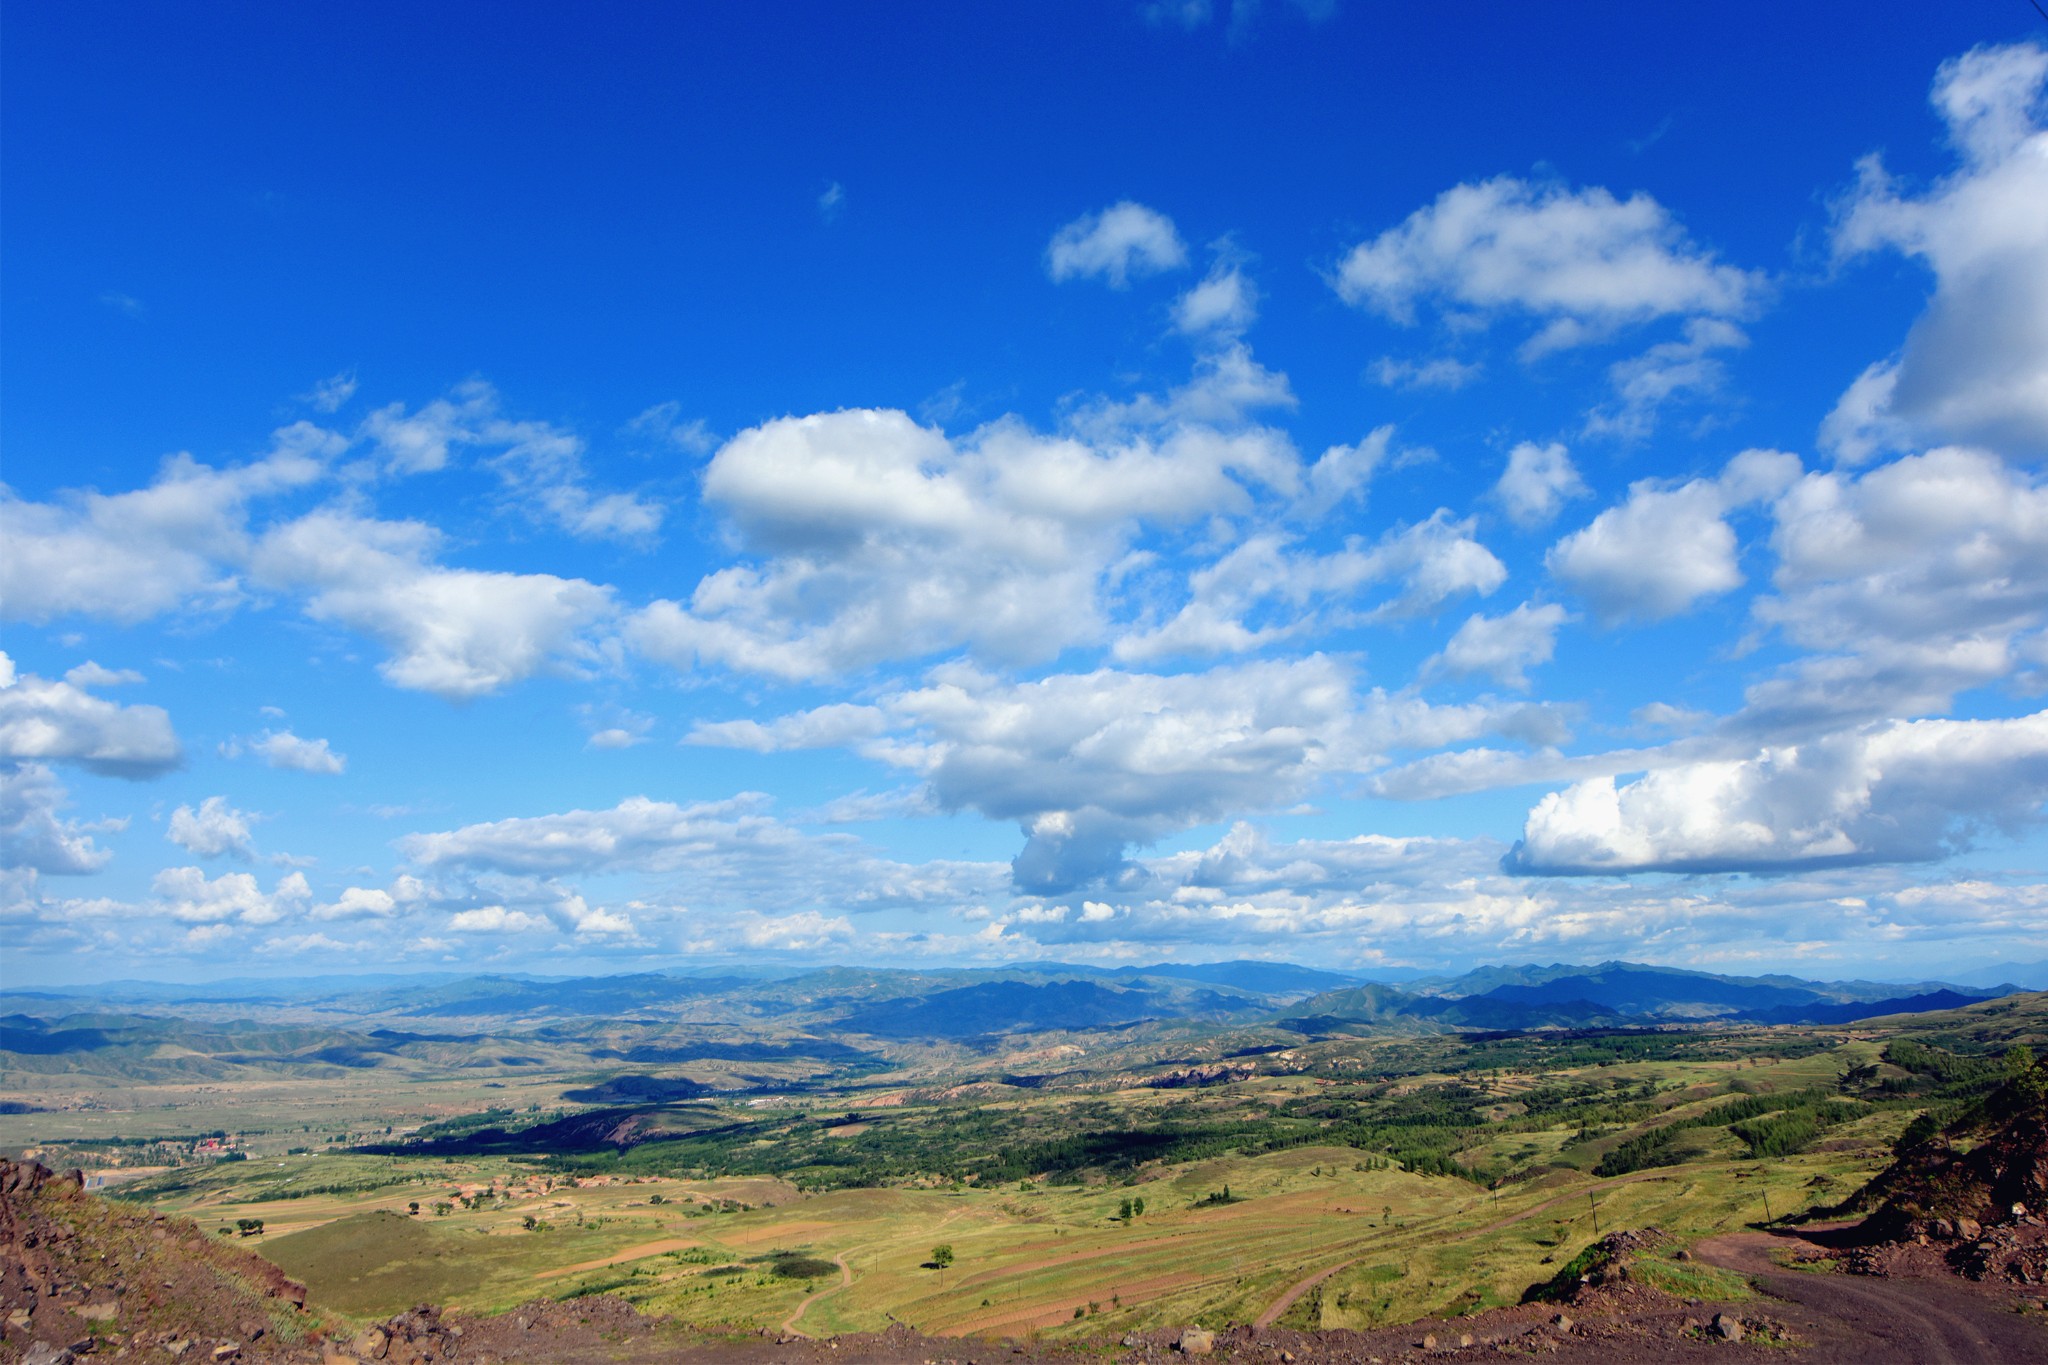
[1176,1327,1215,1354]
[1712,1313,1744,1342]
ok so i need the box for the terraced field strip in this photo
[534,1237,703,1279]
[912,1202,1474,1336]
[950,1265,1224,1335]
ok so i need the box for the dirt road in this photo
[781,1250,855,1337]
[1694,1228,2047,1364]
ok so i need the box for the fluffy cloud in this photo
[364,381,663,540]
[253,511,614,700]
[1548,449,1800,623]
[0,428,335,624]
[629,406,1300,680]
[1046,202,1188,287]
[688,703,886,753]
[1174,261,1258,335]
[0,764,117,875]
[397,795,1009,936]
[246,729,347,775]
[311,886,398,921]
[447,905,551,934]
[1071,821,2045,969]
[1825,43,2048,460]
[1583,318,1748,441]
[559,893,639,938]
[1294,428,1393,522]
[483,411,664,543]
[400,793,789,875]
[1507,711,2048,874]
[1426,602,1569,689]
[577,704,654,750]
[867,657,1557,892]
[261,931,363,956]
[166,797,256,859]
[302,369,359,413]
[64,662,144,689]
[1113,514,1505,664]
[1492,441,1588,529]
[361,386,487,474]
[0,653,181,778]
[1736,445,2048,730]
[705,908,856,954]
[151,866,310,925]
[1335,176,1763,344]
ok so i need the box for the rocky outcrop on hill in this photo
[1832,1053,2048,1285]
[1520,1228,1668,1304]
[0,1156,314,1362]
[1852,1055,2048,1241]
[1142,1062,1256,1089]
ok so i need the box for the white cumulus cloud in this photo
[166,797,256,859]
[447,905,551,934]
[629,405,1299,680]
[151,866,310,925]
[1548,449,1800,623]
[1736,444,2048,731]
[0,653,181,778]
[1825,42,2048,461]
[311,886,398,921]
[248,729,347,775]
[0,429,336,625]
[1492,441,1588,529]
[1334,176,1763,340]
[1046,201,1188,287]
[1426,602,1570,689]
[0,764,117,875]
[253,510,614,700]
[1174,261,1258,335]
[1507,711,2048,874]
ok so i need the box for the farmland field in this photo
[9,968,2037,1341]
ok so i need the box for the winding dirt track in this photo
[1252,1256,1357,1329]
[781,1250,854,1337]
[1694,1229,2046,1364]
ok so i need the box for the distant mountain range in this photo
[4,958,2035,1050]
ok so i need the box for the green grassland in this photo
[8,989,2043,1339]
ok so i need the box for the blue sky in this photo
[5,2,2048,984]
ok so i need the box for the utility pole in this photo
[1588,1193,1599,1236]
[1763,1191,1773,1223]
